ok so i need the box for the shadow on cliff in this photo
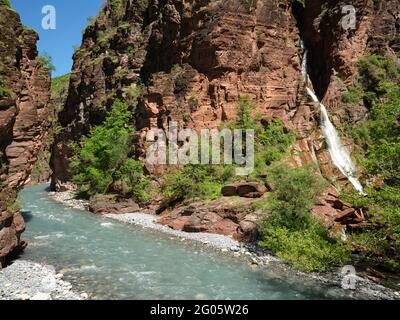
[21,210,33,223]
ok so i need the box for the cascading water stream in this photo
[301,49,365,195]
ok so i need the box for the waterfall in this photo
[301,47,365,195]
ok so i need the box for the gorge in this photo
[1,0,400,300]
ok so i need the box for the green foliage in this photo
[0,77,10,99]
[161,96,293,205]
[342,186,400,271]
[232,96,294,177]
[358,55,399,93]
[340,53,400,271]
[233,96,257,130]
[5,198,20,215]
[0,64,10,99]
[162,165,233,203]
[71,99,149,201]
[342,85,363,104]
[259,118,294,165]
[109,0,124,16]
[2,0,11,8]
[51,74,70,97]
[260,164,327,230]
[36,53,56,73]
[349,56,400,185]
[188,95,199,111]
[260,225,350,272]
[258,165,350,272]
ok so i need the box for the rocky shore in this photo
[0,260,88,300]
[48,190,400,300]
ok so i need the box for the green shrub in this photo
[0,63,10,99]
[51,74,70,96]
[342,85,363,104]
[231,96,294,177]
[0,78,10,99]
[258,165,350,272]
[351,61,400,185]
[258,118,294,165]
[162,164,232,203]
[109,0,124,17]
[260,224,350,272]
[358,54,399,94]
[36,53,55,73]
[2,0,11,8]
[340,53,400,271]
[261,164,327,230]
[342,186,400,271]
[188,95,199,111]
[5,198,20,214]
[71,99,149,201]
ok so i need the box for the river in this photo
[18,184,345,300]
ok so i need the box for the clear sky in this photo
[11,0,104,78]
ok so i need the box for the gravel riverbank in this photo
[0,260,88,300]
[48,190,400,300]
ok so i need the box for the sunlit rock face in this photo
[50,0,399,235]
[0,2,51,265]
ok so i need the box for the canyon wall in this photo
[51,0,399,235]
[52,0,306,185]
[0,1,51,266]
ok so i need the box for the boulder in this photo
[221,182,267,198]
[156,197,260,243]
[237,183,267,198]
[221,184,238,196]
[237,220,259,243]
[89,195,140,215]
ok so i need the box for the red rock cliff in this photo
[52,0,399,191]
[0,1,51,266]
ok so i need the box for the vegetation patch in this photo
[340,54,400,271]
[258,164,350,272]
[71,98,149,202]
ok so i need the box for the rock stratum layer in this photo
[52,0,399,236]
[0,1,50,266]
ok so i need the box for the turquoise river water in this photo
[17,184,346,299]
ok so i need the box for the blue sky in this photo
[11,0,104,77]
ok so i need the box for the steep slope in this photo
[29,74,70,185]
[52,0,308,186]
[51,0,399,240]
[0,1,51,266]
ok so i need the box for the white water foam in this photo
[301,48,365,195]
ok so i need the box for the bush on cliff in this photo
[71,99,149,201]
[231,96,294,177]
[341,54,400,271]
[36,53,55,73]
[0,64,11,99]
[259,164,350,272]
[161,96,294,204]
[162,164,234,203]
